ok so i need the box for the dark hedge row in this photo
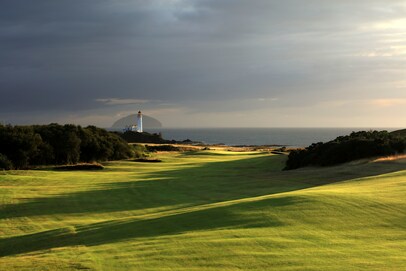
[285,130,406,170]
[0,124,134,169]
[118,131,171,144]
[145,145,181,152]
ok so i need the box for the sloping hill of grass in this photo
[0,151,405,270]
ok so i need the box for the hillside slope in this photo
[0,152,405,270]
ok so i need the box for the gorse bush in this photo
[119,131,169,143]
[0,124,134,169]
[0,125,42,169]
[285,130,406,170]
[145,145,180,152]
[33,124,81,164]
[132,144,148,158]
[0,153,13,170]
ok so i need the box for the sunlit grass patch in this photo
[0,150,405,270]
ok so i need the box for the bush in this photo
[0,125,41,169]
[0,124,134,169]
[285,130,406,170]
[145,145,180,152]
[132,144,147,158]
[119,131,168,143]
[0,153,13,170]
[33,124,81,164]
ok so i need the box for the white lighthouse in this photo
[136,111,143,133]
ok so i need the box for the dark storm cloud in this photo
[0,0,405,125]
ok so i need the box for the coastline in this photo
[141,127,400,147]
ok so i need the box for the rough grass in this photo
[0,151,405,270]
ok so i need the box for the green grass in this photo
[0,150,405,270]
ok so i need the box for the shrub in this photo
[119,131,168,143]
[33,124,80,164]
[285,130,406,170]
[132,144,147,158]
[0,153,13,170]
[0,124,134,169]
[0,125,41,169]
[145,145,180,152]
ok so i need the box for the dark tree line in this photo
[0,124,134,169]
[285,130,406,170]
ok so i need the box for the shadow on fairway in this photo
[180,151,265,156]
[0,195,301,257]
[0,155,285,220]
[0,155,404,222]
[1,153,405,257]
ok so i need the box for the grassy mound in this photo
[0,151,405,270]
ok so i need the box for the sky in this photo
[0,0,405,128]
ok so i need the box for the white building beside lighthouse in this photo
[136,111,143,133]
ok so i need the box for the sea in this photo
[142,127,398,147]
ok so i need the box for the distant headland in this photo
[111,114,162,130]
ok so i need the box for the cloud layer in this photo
[0,0,405,127]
